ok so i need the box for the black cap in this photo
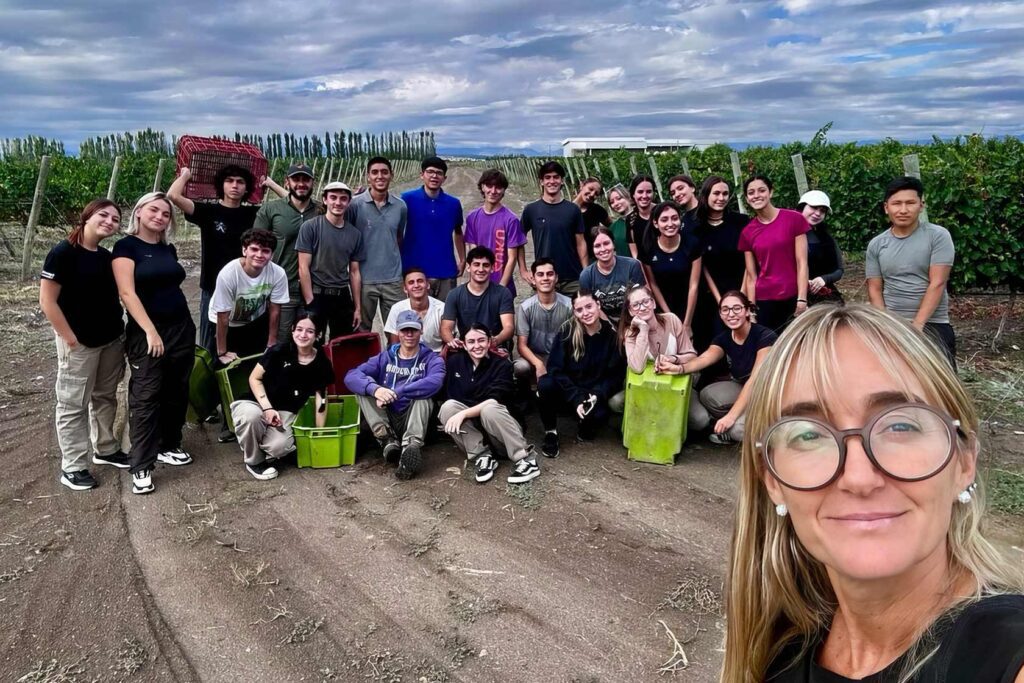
[286,163,314,178]
[421,156,447,174]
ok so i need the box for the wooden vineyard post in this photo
[902,154,929,224]
[107,155,123,201]
[21,155,51,280]
[791,153,809,197]
[680,156,691,176]
[152,158,166,192]
[628,154,638,176]
[609,158,621,184]
[646,156,665,202]
[262,160,278,204]
[730,152,746,214]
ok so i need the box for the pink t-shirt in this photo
[737,208,810,301]
[464,205,528,291]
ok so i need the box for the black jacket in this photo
[444,351,515,407]
[546,320,625,405]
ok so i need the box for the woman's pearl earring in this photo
[775,503,788,517]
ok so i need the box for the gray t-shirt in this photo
[516,293,573,356]
[442,282,514,338]
[347,191,407,285]
[578,256,645,323]
[295,215,366,289]
[865,221,954,324]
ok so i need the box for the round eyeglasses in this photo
[758,403,964,491]
[629,297,655,311]
[719,304,746,316]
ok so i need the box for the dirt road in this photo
[1,164,1020,682]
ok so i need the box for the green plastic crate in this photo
[622,363,691,465]
[215,354,262,431]
[186,346,218,423]
[293,395,361,468]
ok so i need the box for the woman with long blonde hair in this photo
[112,192,195,495]
[722,303,1024,682]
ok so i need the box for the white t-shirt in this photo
[383,297,446,351]
[210,260,290,327]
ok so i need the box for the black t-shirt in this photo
[632,215,655,262]
[40,240,124,347]
[644,232,702,317]
[582,203,611,258]
[698,210,749,296]
[186,202,258,291]
[442,282,515,338]
[521,199,586,282]
[112,235,190,327]
[712,323,777,382]
[767,594,1024,683]
[256,343,334,414]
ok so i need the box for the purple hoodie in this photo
[344,342,445,412]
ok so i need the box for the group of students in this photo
[39,152,957,495]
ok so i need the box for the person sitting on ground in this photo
[209,228,290,441]
[798,189,845,305]
[721,303,1024,682]
[296,181,365,340]
[383,268,446,352]
[230,313,332,480]
[578,226,646,325]
[657,290,776,445]
[344,310,445,480]
[439,324,540,485]
[440,246,515,350]
[538,291,625,457]
[513,258,573,390]
[41,198,127,491]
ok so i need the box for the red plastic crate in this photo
[325,332,382,394]
[175,135,268,203]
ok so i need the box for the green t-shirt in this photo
[253,198,322,295]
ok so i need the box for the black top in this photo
[521,199,586,282]
[767,594,1024,683]
[582,203,610,258]
[442,282,515,338]
[547,320,625,405]
[185,202,258,292]
[111,235,190,327]
[444,351,515,407]
[644,232,703,317]
[697,210,750,296]
[711,323,777,382]
[255,343,334,414]
[632,215,655,261]
[40,240,124,347]
[807,226,845,302]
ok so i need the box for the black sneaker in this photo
[395,443,422,480]
[60,469,97,491]
[245,461,279,481]
[92,450,129,469]
[541,432,560,459]
[381,439,401,464]
[507,453,540,484]
[132,468,155,495]
[157,447,193,466]
[473,453,498,483]
[709,432,737,446]
[218,428,237,443]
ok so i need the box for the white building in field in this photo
[561,137,704,157]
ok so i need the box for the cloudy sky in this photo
[2,0,1022,154]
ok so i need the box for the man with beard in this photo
[167,163,259,355]
[348,156,407,332]
[254,163,321,338]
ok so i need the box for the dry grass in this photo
[282,616,323,645]
[231,560,278,588]
[16,657,88,683]
[110,638,146,676]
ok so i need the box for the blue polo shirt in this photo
[400,187,464,279]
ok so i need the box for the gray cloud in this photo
[0,0,1021,153]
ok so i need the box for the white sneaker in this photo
[157,447,193,466]
[132,468,154,495]
[474,453,499,483]
[245,462,279,481]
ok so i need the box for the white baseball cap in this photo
[322,181,352,196]
[798,190,831,210]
